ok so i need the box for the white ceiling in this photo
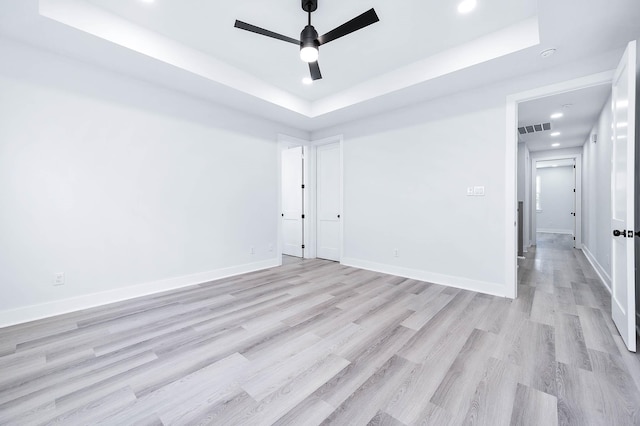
[0,0,639,132]
[84,0,538,101]
[518,84,611,152]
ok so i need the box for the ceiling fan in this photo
[234,0,380,81]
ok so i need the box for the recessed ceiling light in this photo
[552,143,561,147]
[540,48,556,58]
[302,77,313,85]
[457,0,477,14]
[550,112,564,119]
[551,132,561,137]
[140,0,155,3]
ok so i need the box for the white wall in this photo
[536,166,575,234]
[312,85,509,296]
[582,94,613,287]
[0,39,306,326]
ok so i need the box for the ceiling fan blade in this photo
[309,61,322,80]
[234,20,300,45]
[317,8,379,45]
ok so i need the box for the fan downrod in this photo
[302,0,318,13]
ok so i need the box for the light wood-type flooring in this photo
[1,234,639,425]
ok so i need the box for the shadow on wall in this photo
[0,39,306,140]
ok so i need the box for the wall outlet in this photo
[250,246,255,255]
[268,244,274,252]
[53,272,65,286]
[473,186,485,196]
[394,249,399,258]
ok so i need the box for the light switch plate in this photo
[473,186,485,196]
[53,272,65,286]
[467,187,474,196]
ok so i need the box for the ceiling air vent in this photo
[519,122,552,134]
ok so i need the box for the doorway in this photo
[278,134,343,263]
[508,40,638,352]
[532,156,581,249]
[281,145,304,258]
[509,72,613,299]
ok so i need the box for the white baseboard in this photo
[537,229,574,235]
[341,257,506,298]
[0,258,280,328]
[581,245,612,293]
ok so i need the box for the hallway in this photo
[518,233,640,425]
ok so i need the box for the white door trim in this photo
[505,70,615,299]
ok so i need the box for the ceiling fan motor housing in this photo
[300,25,319,49]
[302,0,318,13]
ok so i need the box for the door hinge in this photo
[573,188,575,192]
[301,184,305,189]
[573,236,576,240]
[301,244,305,249]
[301,214,305,219]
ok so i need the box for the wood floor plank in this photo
[530,289,557,326]
[320,355,416,426]
[555,313,592,371]
[497,319,557,397]
[577,305,620,355]
[367,411,407,426]
[556,362,598,426]
[311,326,415,409]
[429,329,498,414]
[460,357,518,426]
[509,383,558,426]
[240,323,359,401]
[272,395,334,426]
[228,354,350,426]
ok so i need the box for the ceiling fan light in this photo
[457,0,477,14]
[300,46,319,63]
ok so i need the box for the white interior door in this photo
[611,40,636,352]
[282,146,303,258]
[317,142,341,261]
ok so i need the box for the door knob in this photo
[337,214,341,218]
[613,229,624,237]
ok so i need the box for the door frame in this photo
[506,70,614,298]
[530,153,582,249]
[277,133,344,262]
